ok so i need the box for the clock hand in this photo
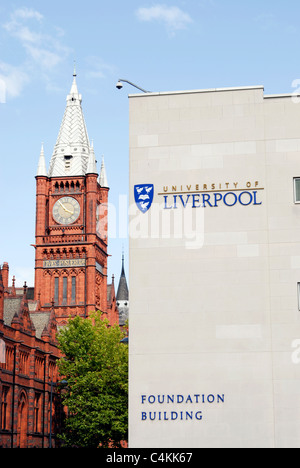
[58,200,74,215]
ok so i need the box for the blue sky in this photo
[0,0,300,287]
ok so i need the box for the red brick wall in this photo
[34,174,114,325]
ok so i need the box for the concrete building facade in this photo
[129,85,300,448]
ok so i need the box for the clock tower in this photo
[34,72,110,325]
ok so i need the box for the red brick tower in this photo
[34,72,110,325]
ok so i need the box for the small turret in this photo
[99,155,109,188]
[36,143,47,177]
[116,253,129,326]
[86,141,98,175]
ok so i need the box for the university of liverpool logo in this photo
[134,184,154,213]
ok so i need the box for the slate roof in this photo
[4,297,23,327]
[3,296,56,340]
[30,312,51,339]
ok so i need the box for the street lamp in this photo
[116,79,151,93]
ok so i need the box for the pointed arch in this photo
[17,390,28,448]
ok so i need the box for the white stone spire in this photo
[86,141,98,174]
[99,155,109,188]
[48,73,96,177]
[36,143,47,176]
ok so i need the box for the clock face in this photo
[53,197,81,225]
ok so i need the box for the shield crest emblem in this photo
[134,184,154,213]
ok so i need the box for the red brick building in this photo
[34,71,118,326]
[0,73,119,448]
[0,263,61,448]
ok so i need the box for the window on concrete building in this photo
[294,178,300,203]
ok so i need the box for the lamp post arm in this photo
[118,79,151,93]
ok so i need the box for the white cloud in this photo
[136,4,193,35]
[3,8,43,40]
[4,9,70,68]
[25,44,68,70]
[12,7,43,22]
[2,7,71,98]
[255,13,297,34]
[85,56,116,80]
[0,61,30,99]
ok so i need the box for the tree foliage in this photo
[57,312,128,448]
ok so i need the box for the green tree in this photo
[57,312,128,448]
